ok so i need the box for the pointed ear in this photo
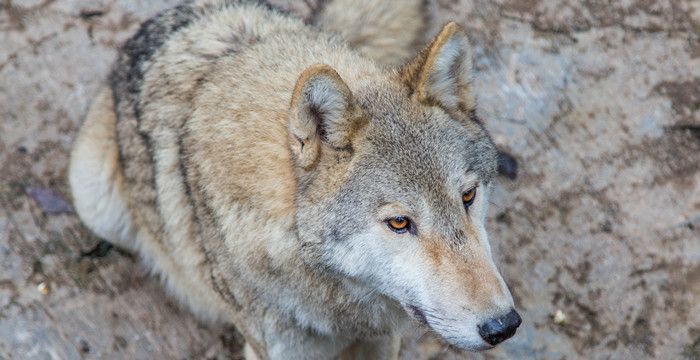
[400,22,475,120]
[288,64,364,168]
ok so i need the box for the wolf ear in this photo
[400,22,475,120]
[288,64,364,168]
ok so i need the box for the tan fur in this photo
[423,235,506,313]
[70,2,518,358]
[313,0,425,66]
[69,88,135,249]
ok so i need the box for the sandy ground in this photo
[1,0,699,359]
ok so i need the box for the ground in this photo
[1,0,699,359]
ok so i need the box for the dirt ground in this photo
[1,0,699,359]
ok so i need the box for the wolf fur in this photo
[69,1,517,358]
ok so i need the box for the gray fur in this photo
[69,1,517,359]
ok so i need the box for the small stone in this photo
[79,9,105,20]
[497,150,518,180]
[37,282,50,295]
[26,187,74,215]
[79,339,90,353]
[80,240,113,258]
[553,309,566,324]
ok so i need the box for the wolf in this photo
[68,0,521,358]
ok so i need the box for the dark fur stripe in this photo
[111,2,198,108]
[180,126,243,310]
[111,1,289,103]
[110,2,201,245]
[177,134,193,198]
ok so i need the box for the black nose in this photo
[478,309,522,346]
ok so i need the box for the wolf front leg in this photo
[337,335,402,360]
[244,319,353,360]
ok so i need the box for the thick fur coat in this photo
[69,1,519,358]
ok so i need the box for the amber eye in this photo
[463,188,477,208]
[386,216,411,234]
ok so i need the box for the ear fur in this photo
[288,64,364,169]
[400,22,475,120]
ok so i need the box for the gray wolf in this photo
[69,0,521,358]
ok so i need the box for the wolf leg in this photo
[69,86,137,251]
[338,335,401,360]
[248,317,352,360]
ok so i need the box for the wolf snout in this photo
[477,309,522,346]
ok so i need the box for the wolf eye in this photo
[463,188,477,208]
[386,216,411,234]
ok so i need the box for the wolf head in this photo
[288,22,520,350]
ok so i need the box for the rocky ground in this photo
[1,0,699,359]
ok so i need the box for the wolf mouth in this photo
[402,303,500,351]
